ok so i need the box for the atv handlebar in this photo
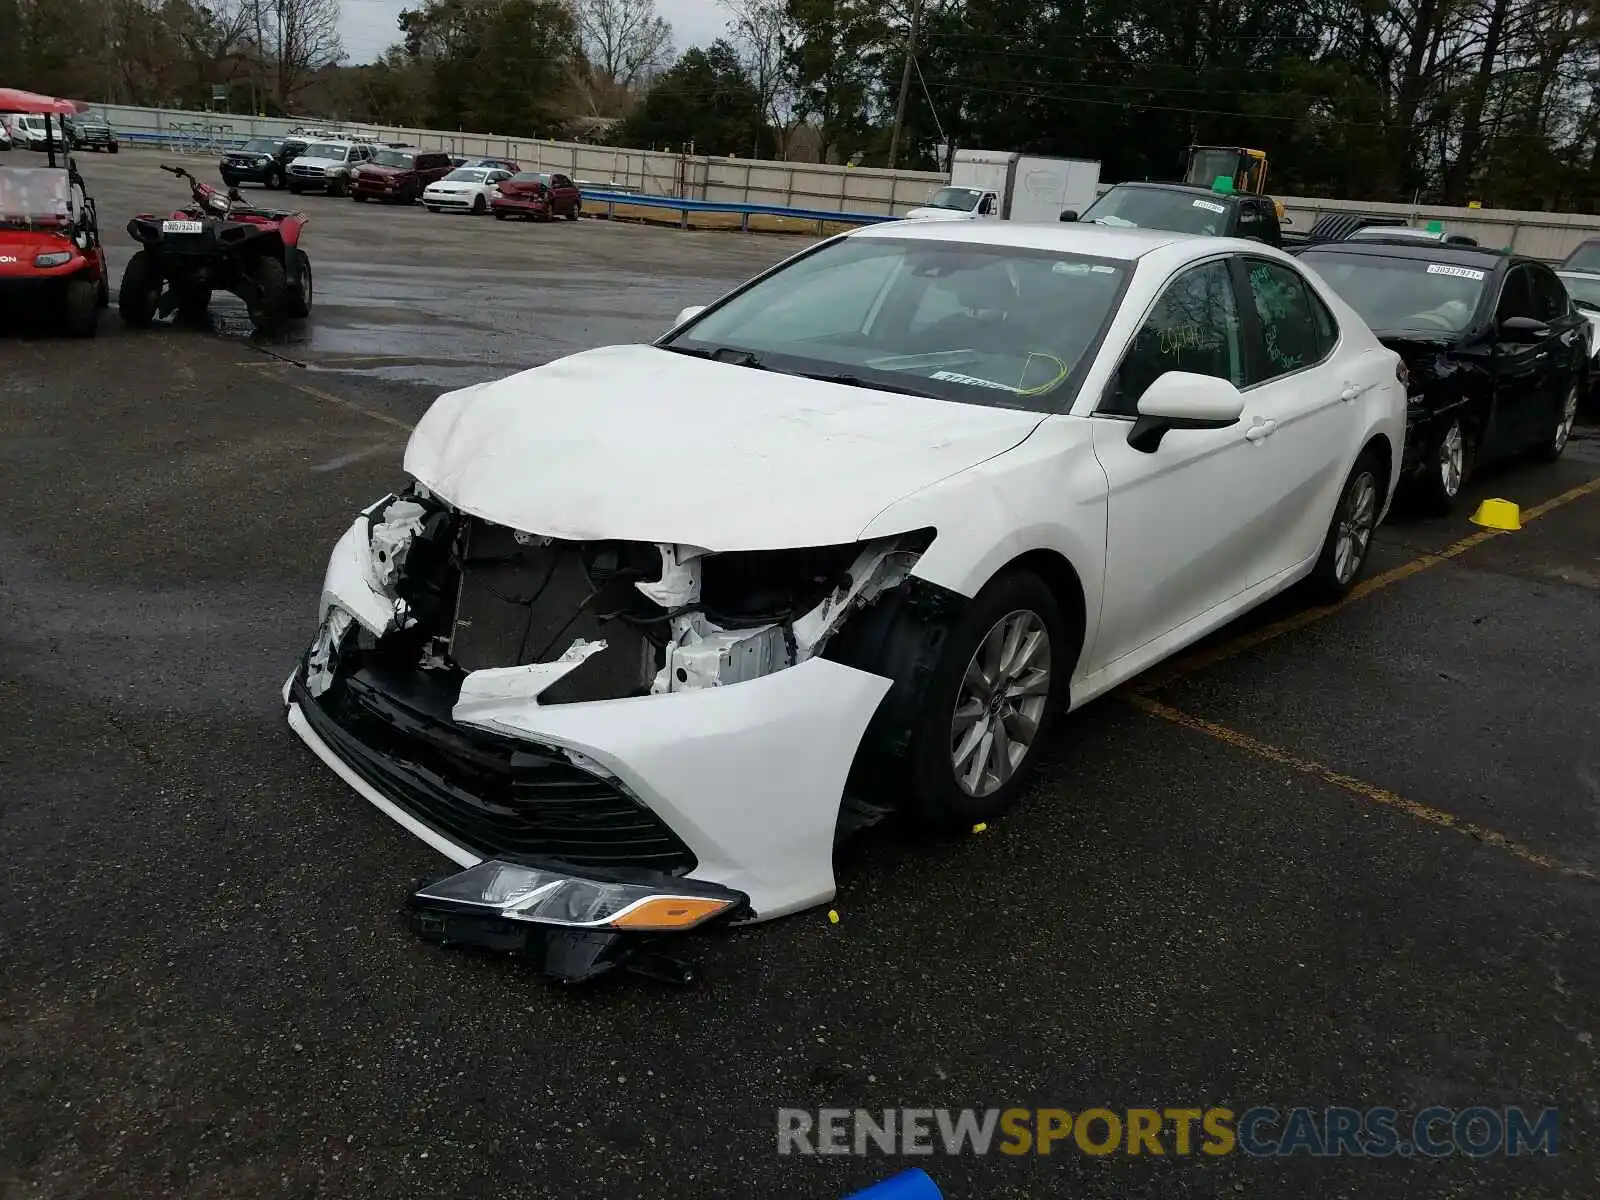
[161,163,197,183]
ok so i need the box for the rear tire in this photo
[117,250,161,327]
[494,211,507,220]
[247,256,290,332]
[64,277,98,337]
[287,250,313,319]
[904,570,1070,829]
[108,143,119,155]
[1531,382,1580,462]
[352,192,367,203]
[287,182,303,195]
[1305,449,1384,603]
[425,205,440,213]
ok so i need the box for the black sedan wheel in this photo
[1415,416,1469,514]
[1533,383,1580,462]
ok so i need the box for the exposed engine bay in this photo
[311,482,935,705]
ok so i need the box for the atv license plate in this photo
[162,220,204,234]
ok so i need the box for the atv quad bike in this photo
[120,164,312,333]
[0,90,108,336]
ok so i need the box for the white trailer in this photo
[903,150,1102,223]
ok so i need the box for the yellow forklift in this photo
[1183,146,1286,221]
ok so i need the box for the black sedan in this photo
[1296,241,1586,513]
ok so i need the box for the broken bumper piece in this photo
[407,858,748,983]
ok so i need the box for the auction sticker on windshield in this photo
[1192,199,1227,214]
[1426,264,1486,280]
[162,220,204,234]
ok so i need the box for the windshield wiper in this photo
[794,372,942,399]
[660,345,765,368]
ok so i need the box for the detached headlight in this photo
[412,860,741,931]
[33,251,73,267]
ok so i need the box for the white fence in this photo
[92,103,1600,258]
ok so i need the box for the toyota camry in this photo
[284,221,1407,980]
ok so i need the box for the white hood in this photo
[292,156,344,170]
[402,344,1045,551]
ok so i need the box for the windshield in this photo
[240,138,280,154]
[1562,242,1600,272]
[658,235,1130,411]
[301,143,348,160]
[511,172,552,185]
[1184,149,1243,189]
[443,169,490,183]
[1302,252,1488,335]
[0,167,73,230]
[1557,272,1600,309]
[1080,187,1230,235]
[923,187,982,212]
[370,150,414,168]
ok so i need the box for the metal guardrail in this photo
[579,189,900,231]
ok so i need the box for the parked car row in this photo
[215,138,582,219]
[1,109,119,153]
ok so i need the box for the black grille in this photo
[294,662,696,872]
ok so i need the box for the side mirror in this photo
[673,304,706,328]
[1499,315,1551,343]
[1127,371,1244,453]
[1058,210,1078,223]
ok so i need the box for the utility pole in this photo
[886,0,923,170]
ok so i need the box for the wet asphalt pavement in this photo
[3,150,1599,1199]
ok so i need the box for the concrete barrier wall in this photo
[88,103,1600,259]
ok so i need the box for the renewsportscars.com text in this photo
[777,1106,1558,1158]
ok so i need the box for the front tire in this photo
[265,168,283,190]
[1305,450,1384,603]
[472,194,487,214]
[117,250,161,327]
[64,277,98,337]
[905,570,1069,828]
[1413,415,1469,515]
[287,250,313,319]
[425,205,440,213]
[567,200,580,221]
[247,256,290,331]
[1532,382,1580,462]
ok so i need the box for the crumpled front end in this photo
[285,483,935,978]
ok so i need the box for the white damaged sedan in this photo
[285,221,1406,979]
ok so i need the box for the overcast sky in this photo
[338,0,731,65]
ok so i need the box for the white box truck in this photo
[903,150,1102,223]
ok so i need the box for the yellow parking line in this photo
[1127,474,1600,694]
[1126,694,1598,884]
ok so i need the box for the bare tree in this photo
[719,0,797,155]
[572,0,673,89]
[267,0,344,105]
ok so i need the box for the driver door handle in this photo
[1245,418,1278,442]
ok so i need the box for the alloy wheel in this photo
[950,609,1052,798]
[1333,471,1378,586]
[1555,386,1578,455]
[1439,421,1464,498]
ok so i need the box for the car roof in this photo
[1556,267,1600,280]
[1298,240,1511,268]
[852,218,1191,260]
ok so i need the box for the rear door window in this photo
[1242,259,1333,383]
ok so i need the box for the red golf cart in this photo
[0,88,109,336]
